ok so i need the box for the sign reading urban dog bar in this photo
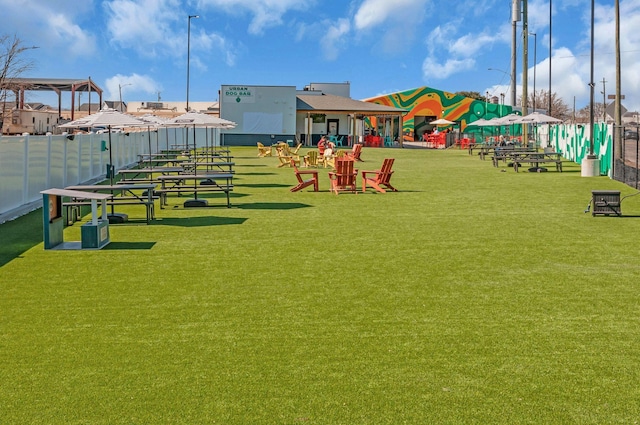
[222,86,255,103]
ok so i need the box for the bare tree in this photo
[1,34,37,129]
[576,102,607,123]
[519,89,571,121]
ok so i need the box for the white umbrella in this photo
[60,109,146,185]
[430,118,456,125]
[60,108,146,130]
[165,111,236,128]
[468,118,493,127]
[138,114,168,154]
[491,114,521,125]
[165,111,237,153]
[516,111,563,124]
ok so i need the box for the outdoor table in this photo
[117,166,185,182]
[156,173,234,208]
[64,183,157,224]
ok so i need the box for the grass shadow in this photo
[235,183,292,188]
[152,216,248,227]
[0,209,42,268]
[103,242,157,250]
[234,172,278,176]
[236,202,311,210]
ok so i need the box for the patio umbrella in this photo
[467,118,493,143]
[430,118,456,125]
[138,114,167,164]
[60,108,146,185]
[59,108,146,222]
[165,111,236,153]
[468,118,493,127]
[491,114,521,125]
[516,111,563,124]
[164,112,237,207]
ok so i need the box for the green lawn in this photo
[1,146,640,424]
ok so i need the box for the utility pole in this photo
[522,0,529,147]
[548,0,552,117]
[511,0,520,107]
[614,0,622,179]
[601,77,607,122]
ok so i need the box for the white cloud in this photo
[48,14,96,56]
[0,0,96,56]
[104,73,161,101]
[449,27,509,58]
[196,0,314,35]
[353,0,428,31]
[353,0,429,53]
[104,0,184,56]
[104,0,238,69]
[422,56,475,80]
[320,19,351,61]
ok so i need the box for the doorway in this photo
[327,119,339,136]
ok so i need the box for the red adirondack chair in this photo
[290,159,319,192]
[328,158,358,194]
[345,143,363,162]
[361,158,397,193]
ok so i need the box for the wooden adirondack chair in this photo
[275,145,300,167]
[328,158,358,194]
[361,158,397,193]
[290,159,319,192]
[257,142,272,157]
[303,150,319,167]
[319,147,335,168]
[345,143,363,161]
[289,143,303,155]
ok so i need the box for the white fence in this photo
[0,127,221,222]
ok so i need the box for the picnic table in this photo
[117,166,185,183]
[181,161,235,173]
[511,151,563,172]
[64,183,157,224]
[156,173,234,208]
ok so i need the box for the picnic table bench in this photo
[63,183,157,224]
[156,173,234,208]
[181,161,235,173]
[512,152,563,172]
[117,166,185,183]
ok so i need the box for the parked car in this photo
[624,129,638,140]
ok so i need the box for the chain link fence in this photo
[613,125,640,190]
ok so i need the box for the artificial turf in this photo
[1,146,639,424]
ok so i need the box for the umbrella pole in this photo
[107,125,128,223]
[148,125,153,173]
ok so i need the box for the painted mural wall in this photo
[365,86,515,138]
[550,123,612,176]
[365,86,613,176]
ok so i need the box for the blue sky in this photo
[3,0,640,112]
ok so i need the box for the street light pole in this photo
[589,0,595,156]
[186,14,199,113]
[118,83,132,112]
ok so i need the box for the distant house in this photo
[77,103,103,112]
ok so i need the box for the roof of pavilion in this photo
[296,93,406,115]
[2,78,103,94]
